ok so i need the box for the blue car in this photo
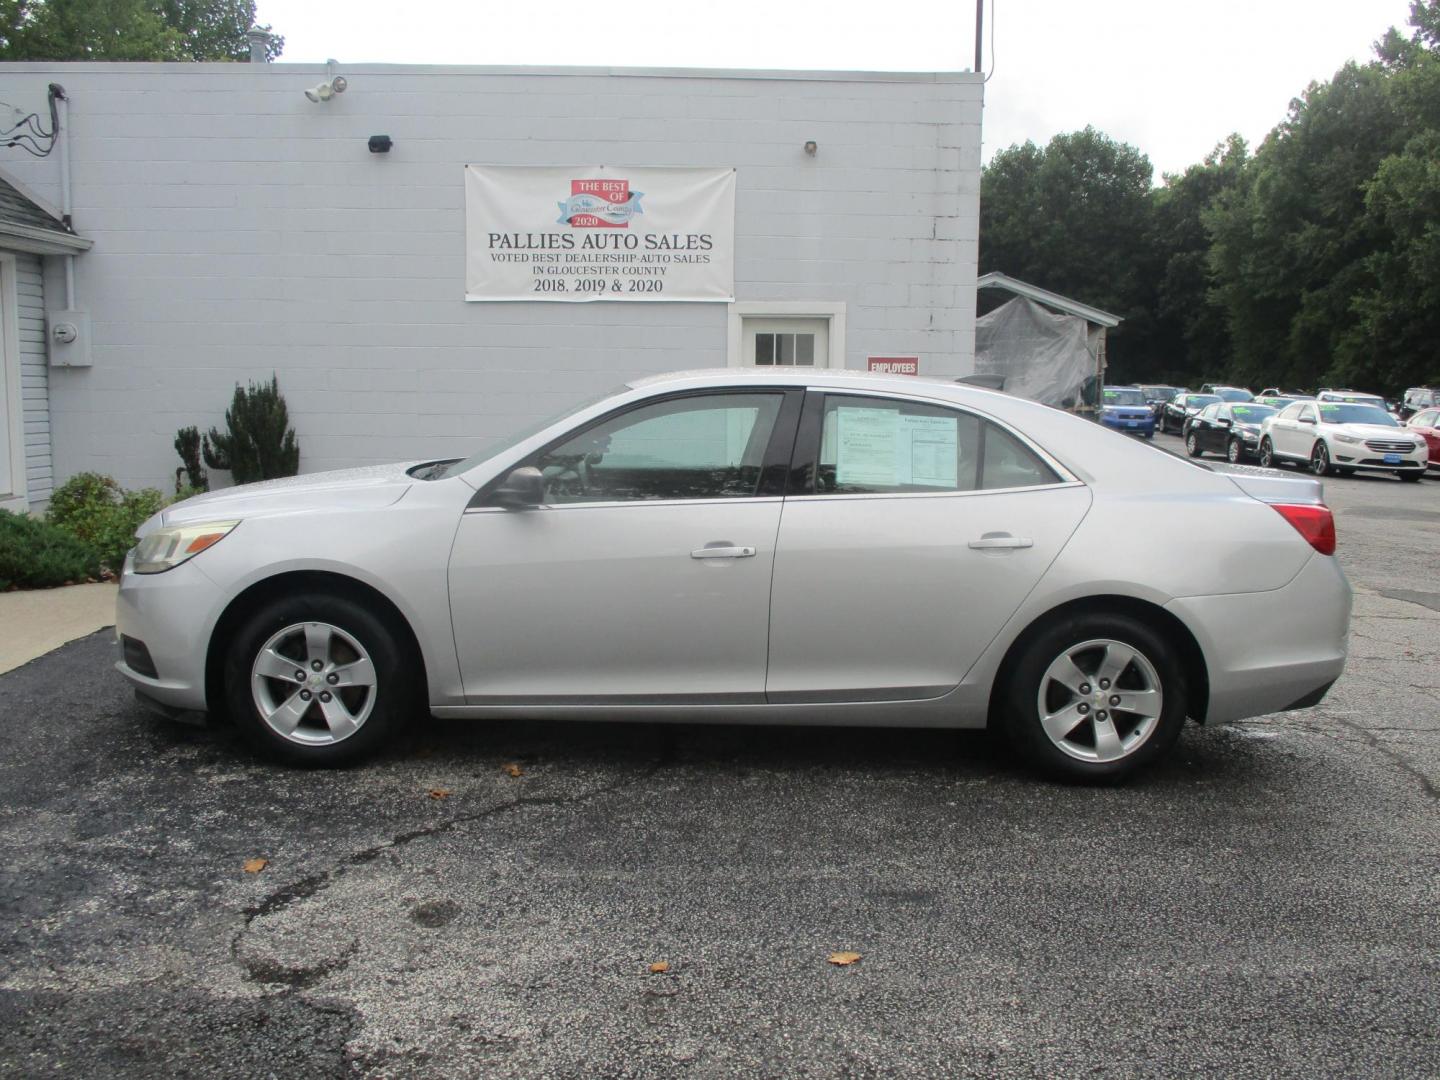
[1098,386,1156,438]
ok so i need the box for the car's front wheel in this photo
[1258,437,1277,469]
[1311,441,1333,477]
[224,592,414,765]
[1185,432,1203,457]
[1399,470,1422,483]
[1002,613,1188,783]
[1227,439,1244,464]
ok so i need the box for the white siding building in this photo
[0,60,982,505]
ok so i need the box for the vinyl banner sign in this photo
[465,165,736,302]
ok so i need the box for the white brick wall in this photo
[0,63,982,491]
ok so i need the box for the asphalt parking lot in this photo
[2,433,1437,1078]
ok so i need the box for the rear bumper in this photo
[1167,553,1352,724]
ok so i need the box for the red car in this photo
[1407,408,1440,470]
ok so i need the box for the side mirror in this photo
[491,466,546,509]
[1298,416,1315,425]
[1217,417,1232,427]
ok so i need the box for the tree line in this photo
[980,1,1440,396]
[0,0,281,62]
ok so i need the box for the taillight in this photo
[1271,503,1336,555]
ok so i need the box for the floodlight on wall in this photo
[304,60,348,103]
[368,135,393,153]
[803,140,818,156]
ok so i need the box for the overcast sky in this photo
[257,0,1417,179]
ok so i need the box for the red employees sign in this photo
[868,356,919,375]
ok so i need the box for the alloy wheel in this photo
[1259,438,1275,468]
[251,621,378,745]
[1311,442,1331,476]
[1036,638,1164,764]
[1227,439,1242,464]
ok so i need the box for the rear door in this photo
[764,391,1091,701]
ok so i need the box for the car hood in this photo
[1325,423,1416,440]
[159,461,421,528]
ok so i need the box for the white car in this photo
[115,369,1352,782]
[1258,399,1428,481]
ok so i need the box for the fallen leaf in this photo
[648,961,670,974]
[827,951,862,966]
[243,858,268,874]
[503,763,523,778]
[428,788,451,800]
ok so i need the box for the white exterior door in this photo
[741,317,830,368]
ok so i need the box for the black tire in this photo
[1399,470,1422,483]
[224,592,415,765]
[1001,612,1188,783]
[1258,437,1277,469]
[1227,439,1243,464]
[1311,441,1332,477]
[1185,432,1203,458]
[1143,430,1154,440]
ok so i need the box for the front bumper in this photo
[1167,553,1352,724]
[113,554,227,712]
[1330,440,1427,473]
[1100,413,1155,435]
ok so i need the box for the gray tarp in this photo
[974,296,1097,408]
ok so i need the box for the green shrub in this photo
[0,510,102,590]
[202,374,300,484]
[48,472,166,571]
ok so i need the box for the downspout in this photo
[50,83,74,309]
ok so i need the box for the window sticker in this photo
[835,407,899,487]
[834,407,959,489]
[899,413,958,486]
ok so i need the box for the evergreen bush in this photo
[202,374,299,484]
[174,425,208,493]
[0,510,103,589]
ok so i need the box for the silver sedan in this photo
[115,369,1352,781]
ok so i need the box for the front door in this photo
[765,391,1091,700]
[448,389,801,702]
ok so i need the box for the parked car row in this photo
[1180,398,1429,480]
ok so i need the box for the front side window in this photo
[809,395,1059,495]
[530,393,784,504]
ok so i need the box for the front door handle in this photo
[968,535,1034,550]
[691,543,756,559]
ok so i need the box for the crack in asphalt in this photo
[1332,717,1440,802]
[230,757,669,989]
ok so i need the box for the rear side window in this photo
[809,394,1059,495]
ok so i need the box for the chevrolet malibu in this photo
[116,369,1352,782]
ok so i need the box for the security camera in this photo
[304,76,347,103]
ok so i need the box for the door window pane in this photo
[755,334,775,366]
[533,393,783,503]
[753,331,816,366]
[814,395,1058,495]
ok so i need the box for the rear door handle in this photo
[968,535,1033,550]
[691,544,756,559]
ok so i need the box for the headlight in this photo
[1334,434,1363,445]
[1242,428,1259,441]
[131,521,239,574]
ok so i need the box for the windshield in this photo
[1317,403,1398,427]
[1229,404,1276,425]
[440,386,626,478]
[1216,388,1254,402]
[1103,389,1147,406]
[1186,395,1221,409]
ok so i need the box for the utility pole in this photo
[975,0,984,74]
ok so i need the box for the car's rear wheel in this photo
[1258,437,1277,469]
[1185,432,1203,458]
[224,593,412,765]
[1002,613,1187,783]
[1311,441,1332,476]
[1226,438,1244,464]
